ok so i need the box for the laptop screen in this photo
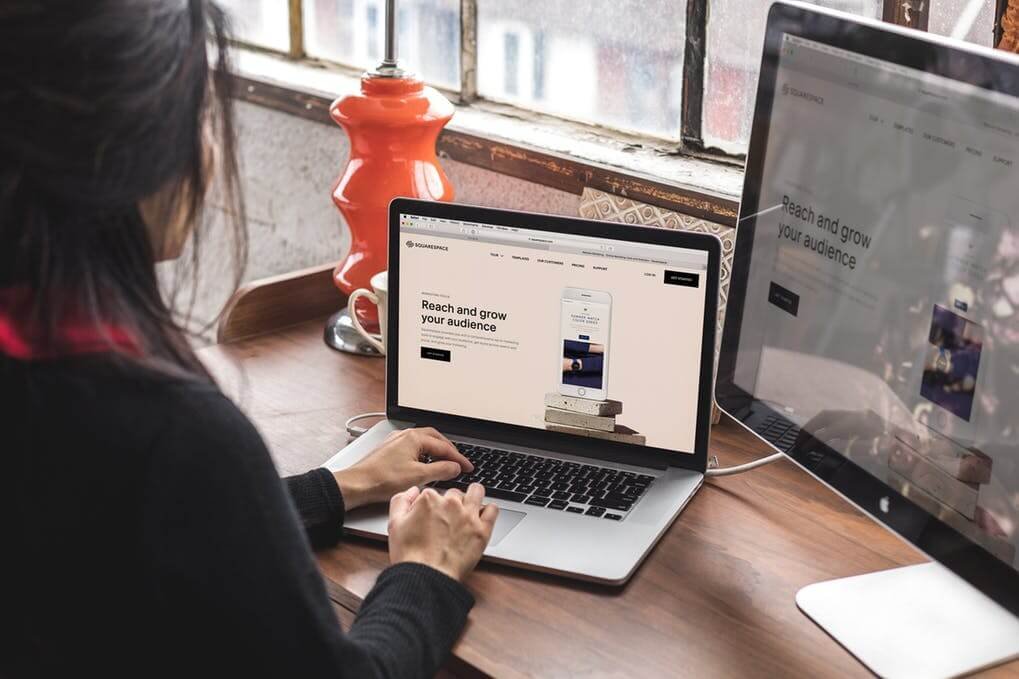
[731,33,1019,568]
[396,213,710,455]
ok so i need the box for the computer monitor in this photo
[716,2,1019,676]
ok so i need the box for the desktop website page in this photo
[735,34,1019,566]
[396,214,708,454]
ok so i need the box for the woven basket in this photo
[1000,1,1019,52]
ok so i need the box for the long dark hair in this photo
[0,0,245,377]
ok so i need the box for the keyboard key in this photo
[571,494,592,504]
[585,506,606,517]
[433,480,469,492]
[548,500,568,510]
[552,491,571,500]
[604,513,622,521]
[525,497,550,507]
[589,497,632,511]
[483,487,529,503]
[565,506,584,514]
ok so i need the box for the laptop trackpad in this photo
[490,508,527,547]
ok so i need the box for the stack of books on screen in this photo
[543,393,646,445]
[887,431,1014,563]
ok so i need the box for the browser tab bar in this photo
[400,213,708,270]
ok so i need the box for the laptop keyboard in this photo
[429,442,654,520]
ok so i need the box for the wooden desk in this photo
[199,319,1018,678]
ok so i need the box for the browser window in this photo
[397,214,709,454]
[735,34,1019,566]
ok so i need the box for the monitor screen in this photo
[731,32,1019,570]
[395,212,710,455]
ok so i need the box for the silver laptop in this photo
[325,199,720,584]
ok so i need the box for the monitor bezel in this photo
[387,198,720,472]
[715,1,1019,616]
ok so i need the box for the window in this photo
[219,0,291,52]
[928,0,998,46]
[228,0,1007,157]
[304,0,461,90]
[476,1,686,139]
[502,33,520,97]
[703,0,881,153]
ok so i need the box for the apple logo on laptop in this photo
[879,496,890,514]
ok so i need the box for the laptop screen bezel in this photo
[386,198,720,472]
[715,1,1019,616]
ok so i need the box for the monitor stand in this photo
[797,562,1019,678]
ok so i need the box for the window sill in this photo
[231,50,744,226]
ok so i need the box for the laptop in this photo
[325,199,720,584]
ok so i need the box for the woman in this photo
[0,2,497,676]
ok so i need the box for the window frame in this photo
[236,0,1005,166]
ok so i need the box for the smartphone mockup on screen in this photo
[558,288,612,401]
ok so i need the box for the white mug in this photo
[347,270,388,354]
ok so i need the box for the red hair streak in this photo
[0,287,140,360]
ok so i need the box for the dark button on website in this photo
[768,281,800,317]
[420,347,451,362]
[663,270,700,287]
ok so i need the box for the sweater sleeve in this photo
[284,467,346,549]
[140,388,474,679]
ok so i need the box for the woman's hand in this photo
[333,428,474,510]
[388,483,499,582]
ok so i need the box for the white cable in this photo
[705,452,785,477]
[345,411,386,438]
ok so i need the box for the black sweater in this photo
[0,355,473,678]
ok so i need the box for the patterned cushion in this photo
[578,188,735,355]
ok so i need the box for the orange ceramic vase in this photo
[330,75,454,330]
